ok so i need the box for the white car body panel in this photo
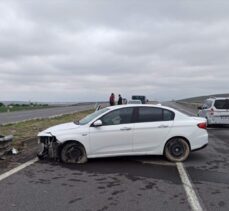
[37,104,208,159]
[167,117,208,151]
[133,121,173,155]
[89,123,134,156]
[38,123,91,154]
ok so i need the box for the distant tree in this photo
[0,102,4,107]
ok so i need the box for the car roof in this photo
[107,104,174,111]
[96,104,189,122]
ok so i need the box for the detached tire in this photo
[61,142,88,164]
[164,138,190,162]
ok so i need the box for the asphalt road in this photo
[165,101,229,211]
[0,104,95,125]
[0,102,228,211]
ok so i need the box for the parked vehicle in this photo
[132,95,146,104]
[37,105,208,163]
[128,100,142,104]
[198,97,229,125]
[122,98,128,104]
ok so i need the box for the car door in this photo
[89,107,134,156]
[133,107,174,154]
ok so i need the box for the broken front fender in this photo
[37,136,61,160]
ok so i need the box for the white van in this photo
[198,97,229,125]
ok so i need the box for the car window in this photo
[100,108,134,126]
[136,107,175,123]
[203,100,212,109]
[137,107,163,122]
[163,109,175,121]
[214,99,229,109]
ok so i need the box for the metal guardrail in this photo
[0,135,13,158]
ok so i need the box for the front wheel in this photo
[61,142,88,164]
[164,138,190,162]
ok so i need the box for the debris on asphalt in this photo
[11,147,18,155]
[0,135,14,159]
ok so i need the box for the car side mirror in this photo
[93,120,103,127]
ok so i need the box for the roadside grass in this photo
[0,105,53,113]
[0,109,94,149]
[176,101,201,109]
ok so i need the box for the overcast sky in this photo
[0,0,229,102]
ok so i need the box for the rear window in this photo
[136,107,175,123]
[163,109,175,121]
[214,99,229,109]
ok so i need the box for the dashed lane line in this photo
[0,157,38,182]
[176,162,204,211]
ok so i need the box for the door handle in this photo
[158,125,169,128]
[120,127,132,131]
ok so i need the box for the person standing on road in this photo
[109,93,115,106]
[118,94,123,105]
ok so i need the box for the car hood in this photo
[38,122,80,136]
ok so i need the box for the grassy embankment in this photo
[0,104,52,113]
[0,109,93,150]
[177,93,229,109]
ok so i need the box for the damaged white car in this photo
[37,105,208,163]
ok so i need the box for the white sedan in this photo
[37,105,208,163]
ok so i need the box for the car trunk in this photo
[213,99,229,117]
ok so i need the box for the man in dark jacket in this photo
[118,94,122,105]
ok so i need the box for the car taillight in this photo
[197,122,207,129]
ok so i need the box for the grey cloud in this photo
[0,0,229,102]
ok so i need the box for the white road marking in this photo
[0,157,38,182]
[176,162,203,211]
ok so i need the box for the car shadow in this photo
[42,155,181,184]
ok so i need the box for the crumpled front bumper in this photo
[37,136,60,160]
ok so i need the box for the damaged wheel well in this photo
[58,140,86,157]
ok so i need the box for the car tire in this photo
[61,142,88,164]
[164,138,190,162]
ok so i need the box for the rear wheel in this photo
[164,138,190,162]
[61,142,87,164]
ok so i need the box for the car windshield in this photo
[78,108,109,125]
